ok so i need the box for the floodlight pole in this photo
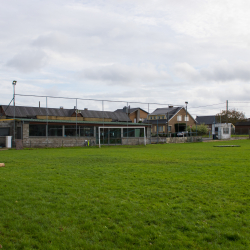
[12,80,17,146]
[185,101,188,132]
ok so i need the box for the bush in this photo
[187,124,208,135]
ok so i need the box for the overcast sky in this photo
[1,0,250,117]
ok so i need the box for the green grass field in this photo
[1,140,250,249]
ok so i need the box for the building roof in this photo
[149,107,182,118]
[235,121,250,126]
[196,116,216,125]
[80,109,130,122]
[1,105,131,122]
[115,107,149,114]
[17,118,150,126]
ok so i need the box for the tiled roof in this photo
[149,107,183,120]
[1,105,131,122]
[17,118,149,126]
[196,116,216,125]
[235,121,250,126]
[115,107,149,114]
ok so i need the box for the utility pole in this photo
[226,100,228,124]
[12,80,17,146]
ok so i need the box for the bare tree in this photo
[216,109,247,125]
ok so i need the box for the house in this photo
[0,105,151,148]
[115,106,148,123]
[234,121,250,135]
[196,115,217,130]
[146,106,196,134]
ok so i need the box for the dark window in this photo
[80,126,94,137]
[124,128,144,137]
[29,125,46,136]
[48,125,62,136]
[65,126,94,137]
[17,127,21,139]
[65,125,77,137]
[124,128,135,137]
[0,127,10,136]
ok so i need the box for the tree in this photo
[187,124,208,135]
[215,109,247,125]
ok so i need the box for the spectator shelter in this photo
[0,105,151,148]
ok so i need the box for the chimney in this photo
[169,105,173,108]
[84,108,88,110]
[60,106,64,109]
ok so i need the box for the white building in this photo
[212,123,231,140]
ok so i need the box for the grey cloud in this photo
[173,61,250,83]
[6,49,48,73]
[201,61,250,82]
[80,63,170,85]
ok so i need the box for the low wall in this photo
[23,137,96,148]
[150,137,167,144]
[121,137,148,145]
[166,136,202,143]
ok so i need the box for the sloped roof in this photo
[149,107,183,120]
[1,105,73,117]
[196,116,216,125]
[80,109,130,122]
[235,121,250,126]
[1,105,131,122]
[115,107,148,114]
[147,106,197,124]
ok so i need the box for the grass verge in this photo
[0,140,250,249]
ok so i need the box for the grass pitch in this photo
[0,140,250,249]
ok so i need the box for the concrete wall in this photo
[23,137,96,148]
[166,136,202,143]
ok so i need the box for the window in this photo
[29,125,46,136]
[65,125,77,137]
[123,128,144,137]
[150,116,152,119]
[223,128,229,134]
[184,115,189,121]
[162,116,164,119]
[157,116,160,119]
[48,125,62,136]
[177,115,182,121]
[168,126,171,132]
[80,126,94,137]
[65,126,94,137]
[0,127,10,136]
[159,126,163,132]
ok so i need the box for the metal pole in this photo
[226,100,228,124]
[167,112,169,137]
[99,127,101,148]
[102,100,104,145]
[157,117,158,143]
[144,127,146,146]
[46,96,48,146]
[185,103,188,132]
[127,102,128,144]
[13,84,15,145]
[12,80,17,147]
[76,98,78,146]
